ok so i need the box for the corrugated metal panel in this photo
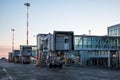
[56,36,64,50]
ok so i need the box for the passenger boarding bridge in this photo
[74,35,120,67]
[36,31,120,68]
[74,35,120,51]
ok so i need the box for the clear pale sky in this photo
[0,0,120,58]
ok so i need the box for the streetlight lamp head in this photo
[24,3,30,7]
[11,29,15,31]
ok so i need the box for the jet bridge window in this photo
[65,39,69,43]
[28,50,31,53]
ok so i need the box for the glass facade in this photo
[74,35,120,50]
[108,24,120,36]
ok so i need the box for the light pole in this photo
[11,28,15,51]
[89,30,91,35]
[24,3,30,45]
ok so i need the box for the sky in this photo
[0,0,120,58]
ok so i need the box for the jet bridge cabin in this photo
[36,31,74,68]
[48,31,74,68]
[13,50,20,63]
[53,31,74,51]
[20,45,32,64]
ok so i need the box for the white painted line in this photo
[2,68,13,80]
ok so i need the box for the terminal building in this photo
[108,24,120,36]
[36,24,120,68]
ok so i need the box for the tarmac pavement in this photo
[0,60,120,80]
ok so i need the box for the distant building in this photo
[108,24,120,36]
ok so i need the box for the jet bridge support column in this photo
[108,51,111,67]
[36,49,40,66]
[116,51,119,68]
